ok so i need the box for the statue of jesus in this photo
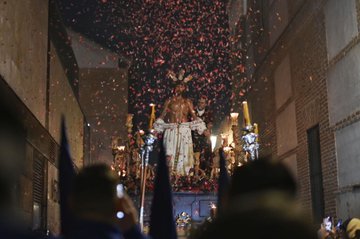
[154,71,206,175]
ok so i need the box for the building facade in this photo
[229,0,360,221]
[0,0,87,234]
[0,0,130,233]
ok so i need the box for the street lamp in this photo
[230,112,239,126]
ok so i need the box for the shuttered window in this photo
[33,151,45,230]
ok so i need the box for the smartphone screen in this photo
[336,219,342,229]
[116,184,125,219]
[323,216,332,232]
[116,184,124,198]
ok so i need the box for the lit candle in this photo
[253,123,259,142]
[253,123,258,135]
[149,103,156,129]
[242,101,251,126]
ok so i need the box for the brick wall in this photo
[234,0,338,217]
[290,11,337,216]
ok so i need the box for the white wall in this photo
[324,0,358,60]
[327,43,360,125]
[325,0,360,219]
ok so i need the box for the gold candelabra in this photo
[230,101,260,164]
[111,136,127,176]
[241,101,259,161]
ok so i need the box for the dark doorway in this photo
[307,125,325,222]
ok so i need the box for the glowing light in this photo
[116,211,125,219]
[230,112,239,118]
[242,102,251,126]
[210,135,217,152]
[116,184,124,198]
[230,112,239,126]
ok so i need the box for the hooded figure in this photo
[346,218,360,239]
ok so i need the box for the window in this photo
[33,151,46,230]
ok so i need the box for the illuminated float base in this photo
[134,192,217,225]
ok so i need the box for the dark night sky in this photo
[57,0,233,130]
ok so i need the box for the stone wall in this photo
[47,163,60,235]
[49,43,84,168]
[324,0,360,219]
[79,68,128,164]
[0,0,85,234]
[0,0,48,126]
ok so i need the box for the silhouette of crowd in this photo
[1,105,359,239]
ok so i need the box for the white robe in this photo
[154,118,206,175]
